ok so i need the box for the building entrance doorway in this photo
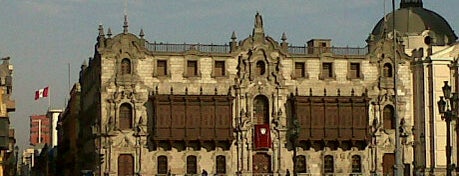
[118,154,134,176]
[253,153,271,175]
[383,153,395,176]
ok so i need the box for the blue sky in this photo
[1,0,459,150]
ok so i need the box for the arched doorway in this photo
[118,154,134,176]
[383,153,395,176]
[253,153,271,174]
[253,95,269,124]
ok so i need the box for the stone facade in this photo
[74,13,408,175]
[72,1,459,176]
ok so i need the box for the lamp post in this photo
[290,119,300,176]
[419,132,426,175]
[14,145,18,176]
[437,81,457,176]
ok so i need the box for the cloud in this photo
[21,1,70,16]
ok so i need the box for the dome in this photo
[370,6,457,45]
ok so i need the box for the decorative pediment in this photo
[113,134,136,148]
[236,48,285,87]
[370,38,411,64]
[99,32,148,58]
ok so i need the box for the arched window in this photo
[119,103,133,130]
[383,63,393,77]
[295,155,307,173]
[383,105,395,129]
[187,155,197,174]
[324,155,334,173]
[256,61,266,75]
[121,58,131,75]
[424,36,432,45]
[253,95,269,124]
[118,154,134,176]
[351,155,362,173]
[157,156,168,175]
[216,155,226,174]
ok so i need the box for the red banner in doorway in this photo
[254,124,271,149]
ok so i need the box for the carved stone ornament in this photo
[260,127,267,134]
[113,135,135,148]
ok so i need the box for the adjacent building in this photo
[0,56,17,175]
[66,0,459,175]
[24,109,63,176]
[47,109,62,148]
[57,83,81,176]
[30,115,51,146]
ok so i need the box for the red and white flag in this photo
[35,87,49,100]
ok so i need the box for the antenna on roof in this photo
[124,0,128,16]
[123,0,128,34]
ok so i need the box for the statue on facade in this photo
[255,12,263,28]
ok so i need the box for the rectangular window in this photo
[295,155,307,173]
[187,155,197,174]
[349,63,361,79]
[216,155,226,174]
[157,156,168,174]
[157,60,167,76]
[295,62,305,78]
[322,63,333,78]
[324,155,334,173]
[187,60,198,77]
[214,61,225,76]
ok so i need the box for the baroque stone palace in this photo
[66,0,459,175]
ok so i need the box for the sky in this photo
[1,0,459,151]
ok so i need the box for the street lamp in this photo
[14,146,18,176]
[290,119,300,176]
[437,81,457,176]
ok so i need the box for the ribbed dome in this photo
[371,7,457,45]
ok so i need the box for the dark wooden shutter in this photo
[383,153,395,176]
[295,62,305,78]
[215,61,225,76]
[350,63,360,79]
[187,61,198,76]
[157,60,167,76]
[322,63,333,78]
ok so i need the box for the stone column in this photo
[247,133,253,174]
[273,137,279,175]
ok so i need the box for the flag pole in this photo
[392,0,404,175]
